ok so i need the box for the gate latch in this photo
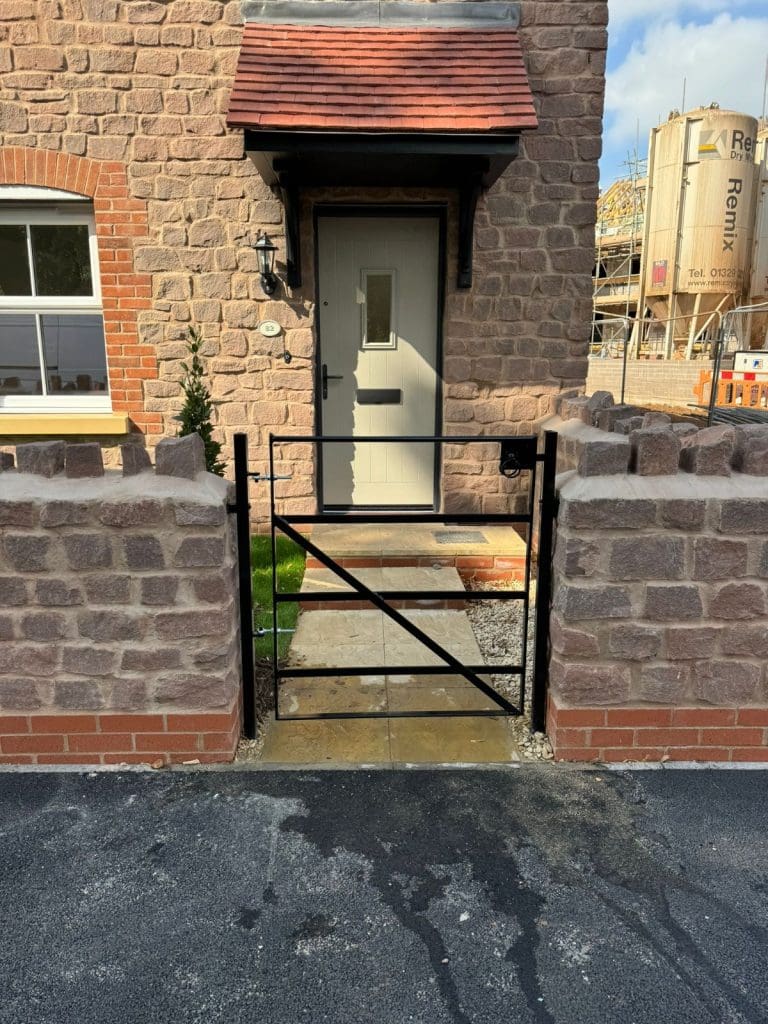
[254,627,296,638]
[249,472,293,482]
[499,438,537,478]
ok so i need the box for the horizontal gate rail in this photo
[277,512,532,525]
[268,710,513,722]
[276,589,528,603]
[281,665,523,678]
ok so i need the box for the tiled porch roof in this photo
[226,23,538,134]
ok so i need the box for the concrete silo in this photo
[748,124,768,349]
[640,107,761,357]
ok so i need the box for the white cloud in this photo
[605,13,768,157]
[609,0,754,29]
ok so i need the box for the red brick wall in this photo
[549,702,768,763]
[0,702,241,766]
[0,147,159,438]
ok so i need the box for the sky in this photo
[601,0,768,185]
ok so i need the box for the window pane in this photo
[0,315,43,395]
[0,225,32,296]
[30,224,93,296]
[365,273,393,347]
[41,315,108,393]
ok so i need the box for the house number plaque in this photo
[258,320,282,338]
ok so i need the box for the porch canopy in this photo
[226,1,538,287]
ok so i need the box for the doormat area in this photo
[433,530,488,545]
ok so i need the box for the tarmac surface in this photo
[0,766,766,1024]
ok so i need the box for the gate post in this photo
[531,430,558,734]
[233,433,256,740]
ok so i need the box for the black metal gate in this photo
[232,432,557,739]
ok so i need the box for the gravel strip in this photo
[466,578,553,761]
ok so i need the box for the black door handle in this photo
[321,363,343,400]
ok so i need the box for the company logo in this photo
[651,260,668,287]
[698,128,755,162]
[723,178,742,253]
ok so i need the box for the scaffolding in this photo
[592,153,647,353]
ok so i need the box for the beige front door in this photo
[317,214,440,508]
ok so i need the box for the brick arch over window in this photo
[0,148,159,438]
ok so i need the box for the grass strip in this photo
[250,534,306,660]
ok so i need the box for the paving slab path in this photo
[0,767,766,1024]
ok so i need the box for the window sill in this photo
[0,413,130,436]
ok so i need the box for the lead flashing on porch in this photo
[239,0,521,29]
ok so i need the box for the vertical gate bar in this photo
[269,434,281,719]
[517,446,538,716]
[233,433,256,741]
[531,430,558,734]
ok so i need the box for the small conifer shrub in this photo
[175,327,225,476]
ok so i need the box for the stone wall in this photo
[547,411,768,763]
[0,0,608,519]
[0,435,242,765]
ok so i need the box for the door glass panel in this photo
[30,224,93,296]
[0,226,32,296]
[0,315,43,395]
[362,270,395,349]
[41,315,108,393]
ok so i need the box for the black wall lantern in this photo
[254,231,278,295]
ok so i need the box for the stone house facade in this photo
[0,0,607,517]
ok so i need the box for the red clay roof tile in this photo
[227,23,538,134]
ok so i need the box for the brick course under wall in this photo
[547,464,768,763]
[0,0,608,520]
[0,455,242,765]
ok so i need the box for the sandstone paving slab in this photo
[384,641,484,668]
[308,523,526,558]
[258,717,391,764]
[388,716,517,764]
[290,609,384,647]
[278,677,387,717]
[287,642,386,670]
[385,681,498,713]
[299,565,464,595]
[382,609,483,648]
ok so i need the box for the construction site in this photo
[590,105,768,418]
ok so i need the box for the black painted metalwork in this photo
[279,174,301,288]
[232,431,557,731]
[356,388,402,405]
[531,430,558,733]
[231,433,257,739]
[499,437,537,478]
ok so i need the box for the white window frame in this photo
[0,193,110,413]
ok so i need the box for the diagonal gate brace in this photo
[275,515,516,713]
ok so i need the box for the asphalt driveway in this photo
[0,766,766,1024]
